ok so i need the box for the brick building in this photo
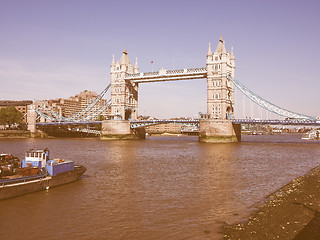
[0,100,33,122]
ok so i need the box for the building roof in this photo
[0,100,33,107]
[215,35,227,55]
[75,90,98,98]
[119,49,131,65]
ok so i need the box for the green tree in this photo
[97,114,105,121]
[0,106,23,129]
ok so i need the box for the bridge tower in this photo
[110,50,139,120]
[101,50,145,140]
[199,36,241,142]
[206,36,235,119]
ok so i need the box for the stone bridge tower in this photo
[199,36,240,142]
[110,50,139,120]
[206,36,235,119]
[101,50,145,140]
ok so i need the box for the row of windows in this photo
[212,81,221,87]
[114,108,121,113]
[213,93,220,99]
[214,64,221,70]
[212,104,221,115]
[126,98,135,104]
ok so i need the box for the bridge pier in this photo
[199,119,241,143]
[100,120,145,140]
[27,104,37,134]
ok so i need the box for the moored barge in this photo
[0,149,86,200]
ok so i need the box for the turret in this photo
[111,54,116,72]
[134,58,139,74]
[230,47,235,75]
[230,47,235,60]
[207,42,213,59]
[206,42,214,73]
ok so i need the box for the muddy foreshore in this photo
[223,166,320,239]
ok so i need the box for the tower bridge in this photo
[108,36,235,123]
[100,36,239,142]
[28,36,319,142]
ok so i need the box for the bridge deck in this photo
[125,68,207,83]
[36,119,320,127]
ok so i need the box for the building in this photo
[49,90,110,120]
[146,123,183,134]
[0,100,33,122]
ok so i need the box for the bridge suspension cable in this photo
[227,75,316,120]
[81,100,111,121]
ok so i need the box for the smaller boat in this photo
[302,130,320,140]
[0,148,86,200]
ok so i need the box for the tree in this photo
[0,106,23,129]
[97,114,105,121]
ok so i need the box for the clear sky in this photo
[1,0,319,118]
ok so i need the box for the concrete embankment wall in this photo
[0,130,31,138]
[0,130,47,138]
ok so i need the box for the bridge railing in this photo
[125,68,207,80]
[130,119,200,128]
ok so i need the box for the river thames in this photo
[0,134,319,240]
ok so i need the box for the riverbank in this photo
[0,130,31,138]
[0,130,47,138]
[224,166,320,239]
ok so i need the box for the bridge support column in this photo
[27,104,37,134]
[199,119,241,143]
[100,120,145,140]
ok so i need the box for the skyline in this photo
[1,0,319,119]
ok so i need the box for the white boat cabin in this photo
[24,149,50,169]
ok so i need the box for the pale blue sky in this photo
[1,0,319,118]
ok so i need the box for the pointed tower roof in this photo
[207,42,213,56]
[215,35,227,55]
[119,49,130,65]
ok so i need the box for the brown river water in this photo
[0,134,319,240]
